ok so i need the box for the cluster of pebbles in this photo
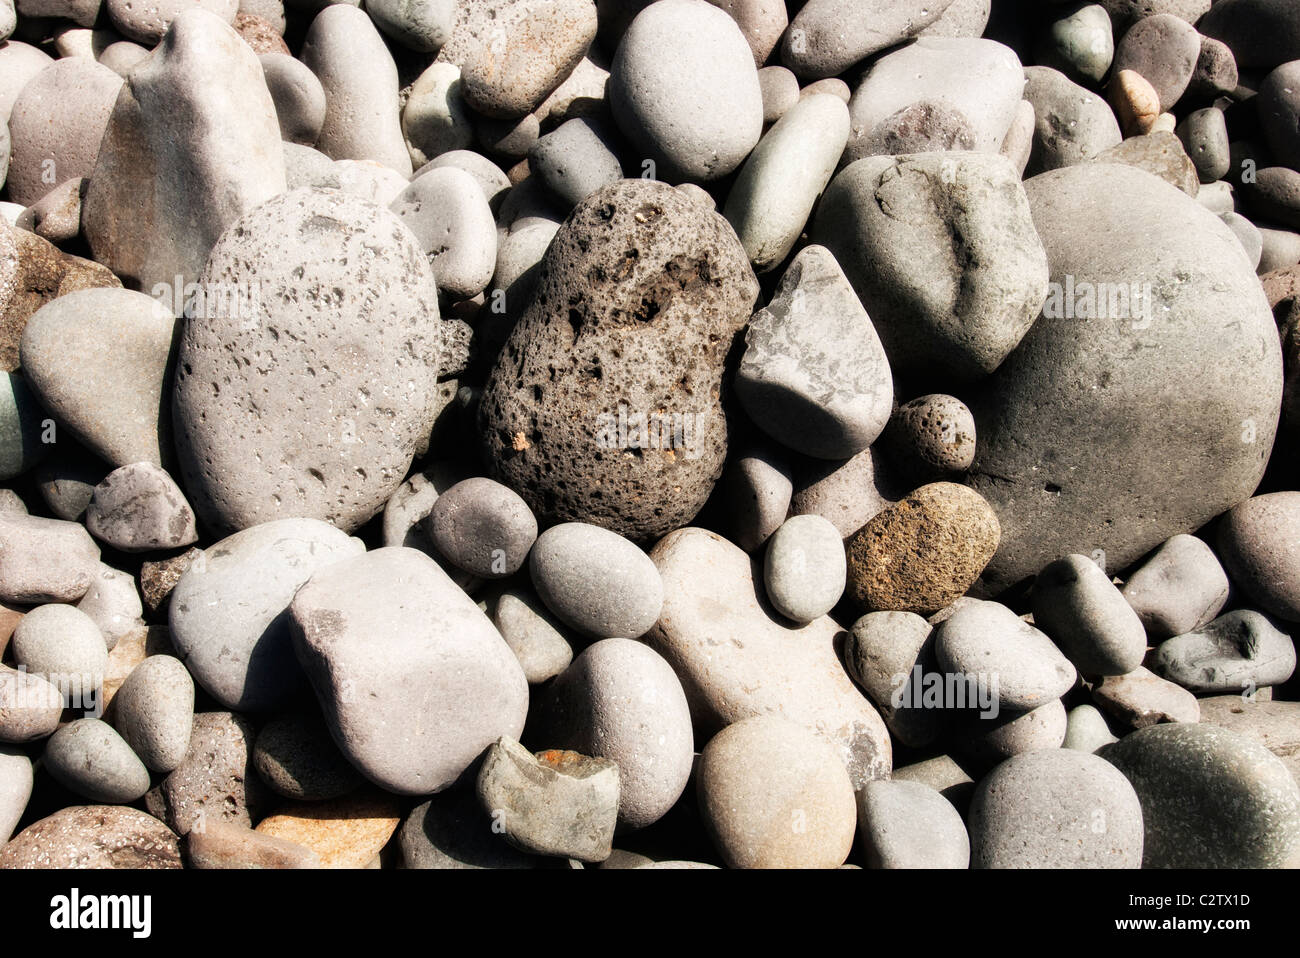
[1,0,1300,870]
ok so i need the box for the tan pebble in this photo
[1110,69,1160,136]
[255,790,402,869]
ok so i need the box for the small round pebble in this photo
[427,477,538,579]
[763,514,846,624]
[11,604,108,706]
[44,718,152,803]
[112,655,194,773]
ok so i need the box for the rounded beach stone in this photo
[757,66,799,123]
[1062,702,1118,753]
[717,446,793,552]
[254,790,401,868]
[1022,66,1123,174]
[734,245,893,459]
[763,514,846,624]
[149,710,273,834]
[1150,610,1295,694]
[882,394,977,479]
[485,584,575,683]
[169,518,364,712]
[252,713,364,801]
[528,117,624,209]
[0,372,50,482]
[106,0,238,45]
[44,718,151,803]
[1197,696,1300,784]
[1111,12,1200,112]
[846,610,946,749]
[1177,107,1231,184]
[0,667,63,743]
[259,52,326,146]
[698,715,857,869]
[534,637,693,830]
[111,654,194,773]
[0,746,31,843]
[76,564,143,652]
[0,514,101,604]
[1099,722,1300,868]
[427,477,537,579]
[301,4,411,175]
[390,166,498,299]
[367,0,456,52]
[5,57,122,208]
[173,188,442,535]
[1036,2,1113,83]
[529,522,663,639]
[969,747,1144,868]
[1093,665,1200,729]
[0,805,181,868]
[608,0,763,182]
[1216,492,1300,621]
[933,599,1078,710]
[290,547,529,795]
[845,483,1000,616]
[185,819,321,869]
[403,63,474,169]
[780,0,952,80]
[84,462,198,553]
[956,698,1068,767]
[11,604,108,703]
[857,779,969,870]
[1110,69,1161,136]
[1030,554,1147,676]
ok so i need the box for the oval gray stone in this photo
[11,604,107,706]
[1151,610,1295,693]
[763,514,846,624]
[0,745,32,843]
[857,779,970,870]
[85,462,198,553]
[1120,533,1229,639]
[112,654,194,773]
[390,165,497,299]
[1216,492,1300,622]
[0,514,100,604]
[1031,554,1148,676]
[427,477,537,579]
[44,718,151,803]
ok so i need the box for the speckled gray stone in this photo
[112,654,193,773]
[170,519,362,712]
[1151,610,1295,694]
[148,710,273,834]
[881,394,977,482]
[76,563,143,652]
[857,779,969,870]
[1216,492,1300,622]
[969,747,1144,868]
[528,117,624,209]
[427,477,537,579]
[368,0,456,52]
[403,63,474,169]
[85,462,198,553]
[0,667,63,743]
[763,514,845,624]
[1022,66,1122,174]
[11,604,107,706]
[780,0,953,80]
[1100,722,1300,868]
[485,583,576,684]
[1120,534,1230,639]
[0,514,100,604]
[0,745,31,842]
[260,52,326,145]
[956,698,1068,768]
[45,718,151,803]
[1111,12,1200,112]
[846,610,947,749]
[0,804,181,868]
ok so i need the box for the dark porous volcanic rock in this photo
[966,164,1282,594]
[479,179,759,541]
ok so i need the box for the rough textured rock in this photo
[646,527,892,787]
[966,164,1282,595]
[479,179,759,542]
[290,547,529,796]
[399,787,550,869]
[0,805,181,869]
[170,518,363,712]
[813,152,1048,387]
[148,710,272,835]
[173,188,442,535]
[1099,722,1300,868]
[82,10,286,293]
[845,483,1000,616]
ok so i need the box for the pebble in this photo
[1030,554,1148,677]
[403,63,474,169]
[934,599,1077,710]
[476,738,619,862]
[528,117,624,209]
[106,0,237,45]
[1197,696,1300,784]
[427,477,537,579]
[259,52,327,145]
[173,188,442,535]
[484,584,576,683]
[845,483,1000,616]
[169,518,363,712]
[846,611,946,749]
[763,514,846,624]
[609,0,763,182]
[1190,34,1239,97]
[0,746,32,843]
[697,715,857,869]
[1100,722,1300,868]
[1022,66,1123,175]
[19,288,178,470]
[399,787,549,869]
[1093,131,1199,196]
[185,819,321,869]
[254,790,402,868]
[723,95,849,273]
[1093,665,1201,729]
[0,805,182,868]
[534,637,693,829]
[1062,702,1118,753]
[0,514,101,603]
[0,372,51,481]
[44,717,152,803]
[367,0,455,52]
[734,245,892,457]
[17,176,84,245]
[1177,107,1232,184]
[290,547,528,795]
[969,748,1145,868]
[458,0,595,120]
[648,528,892,787]
[1216,492,1300,621]
[84,462,198,553]
[881,395,977,482]
[716,447,792,553]
[1036,2,1113,83]
[1110,69,1162,136]
[1151,610,1296,694]
[148,710,273,834]
[757,65,799,123]
[529,522,663,638]
[252,713,364,801]
[956,698,1068,768]
[857,779,970,870]
[845,38,1025,163]
[301,4,411,175]
[391,166,498,299]
[140,548,201,616]
[5,57,122,208]
[892,754,975,817]
[98,41,150,76]
[1222,212,1264,270]
[11,604,108,707]
[76,563,143,652]
[1111,12,1200,112]
[83,10,285,293]
[111,654,194,773]
[0,667,63,742]
[479,180,758,541]
[781,0,952,79]
[814,152,1048,386]
[967,163,1282,594]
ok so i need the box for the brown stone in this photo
[845,482,1000,615]
[0,805,182,869]
[140,547,203,615]
[0,221,121,372]
[1093,132,1199,196]
[1109,69,1160,136]
[232,12,288,55]
[1093,665,1200,730]
[185,818,321,869]
[255,790,403,869]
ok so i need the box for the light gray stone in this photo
[763,514,845,624]
[1062,702,1118,752]
[1111,12,1200,112]
[846,610,947,750]
[427,477,537,579]
[1031,554,1148,677]
[112,654,193,773]
[529,117,624,210]
[485,583,576,683]
[106,0,238,45]
[0,515,100,603]
[76,564,143,652]
[0,372,51,482]
[45,718,151,803]
[391,166,498,298]
[1093,665,1201,729]
[85,462,197,553]
[1121,535,1231,639]
[780,0,954,80]
[1036,3,1113,84]
[0,667,64,743]
[259,52,326,146]
[857,779,969,869]
[1216,492,1300,622]
[403,63,475,169]
[368,0,456,52]
[0,746,31,842]
[1022,66,1122,174]
[1151,610,1295,694]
